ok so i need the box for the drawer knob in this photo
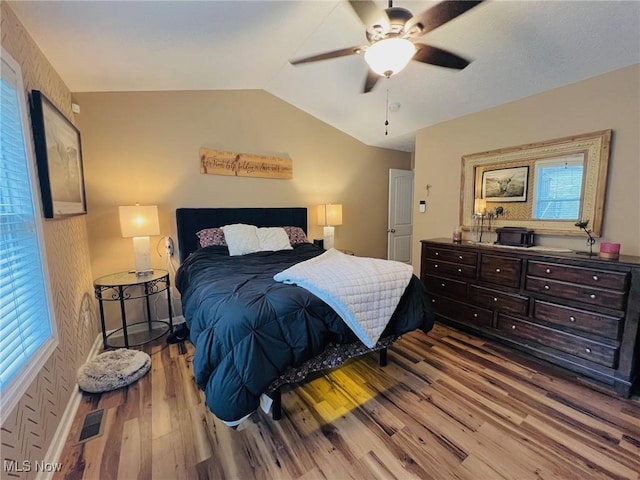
[496,268,501,273]
[459,255,463,259]
[493,297,498,302]
[593,275,599,281]
[569,316,576,322]
[457,268,462,273]
[431,299,436,303]
[544,285,550,290]
[589,294,596,299]
[585,348,592,353]
[545,268,551,274]
[434,264,439,268]
[473,313,478,318]
[435,252,439,256]
[511,325,516,329]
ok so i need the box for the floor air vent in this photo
[77,408,105,443]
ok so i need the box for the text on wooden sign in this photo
[200,148,293,179]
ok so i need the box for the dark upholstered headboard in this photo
[176,207,308,262]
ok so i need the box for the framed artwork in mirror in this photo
[460,130,611,236]
[30,90,87,219]
[482,166,528,202]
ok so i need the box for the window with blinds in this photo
[0,50,57,422]
[532,155,585,220]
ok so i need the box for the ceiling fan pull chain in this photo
[385,88,389,136]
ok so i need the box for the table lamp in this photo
[119,204,160,275]
[317,204,342,250]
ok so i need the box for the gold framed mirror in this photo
[459,130,611,237]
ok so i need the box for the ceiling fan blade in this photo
[290,46,364,65]
[405,0,484,37]
[348,0,389,30]
[363,69,380,93]
[413,44,471,70]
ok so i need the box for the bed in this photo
[175,207,434,425]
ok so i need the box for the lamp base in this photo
[133,236,153,276]
[574,251,599,257]
[323,226,335,250]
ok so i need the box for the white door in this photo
[388,169,414,263]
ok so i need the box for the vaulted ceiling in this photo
[9,1,640,152]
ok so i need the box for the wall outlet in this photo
[165,236,174,256]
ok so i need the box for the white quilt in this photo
[273,248,413,348]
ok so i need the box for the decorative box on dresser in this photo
[420,238,640,397]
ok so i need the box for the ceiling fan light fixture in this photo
[364,38,416,77]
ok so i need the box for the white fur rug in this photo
[77,349,151,393]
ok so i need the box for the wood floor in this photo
[55,323,640,480]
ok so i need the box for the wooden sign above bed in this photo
[199,148,293,179]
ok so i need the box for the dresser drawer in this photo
[526,276,626,310]
[423,246,478,266]
[469,284,529,316]
[431,295,492,328]
[425,259,476,279]
[423,275,467,299]
[528,261,628,291]
[533,300,622,340]
[479,254,522,288]
[496,315,619,368]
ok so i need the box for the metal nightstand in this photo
[94,269,173,349]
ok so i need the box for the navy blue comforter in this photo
[176,243,434,423]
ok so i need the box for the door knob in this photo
[387,228,396,233]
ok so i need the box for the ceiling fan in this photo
[290,0,484,93]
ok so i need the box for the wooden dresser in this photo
[420,238,640,397]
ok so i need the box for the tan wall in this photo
[1,3,99,476]
[73,90,411,326]
[412,64,640,270]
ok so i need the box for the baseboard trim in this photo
[36,333,102,480]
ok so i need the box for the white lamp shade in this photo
[317,204,343,226]
[364,38,416,77]
[119,205,160,238]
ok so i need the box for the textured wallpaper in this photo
[1,3,99,478]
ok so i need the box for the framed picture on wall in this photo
[482,166,528,202]
[30,90,87,218]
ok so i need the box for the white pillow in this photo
[257,227,293,252]
[221,224,260,256]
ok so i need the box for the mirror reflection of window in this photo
[533,154,585,220]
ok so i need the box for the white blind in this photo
[0,52,56,412]
[533,156,584,220]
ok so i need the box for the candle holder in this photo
[473,205,505,243]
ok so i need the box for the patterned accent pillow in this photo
[283,226,309,245]
[196,227,227,247]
